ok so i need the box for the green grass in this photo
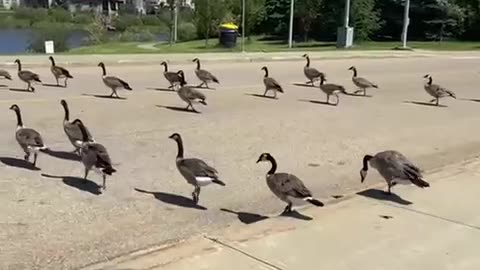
[67,36,480,55]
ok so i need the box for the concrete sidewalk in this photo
[82,158,480,270]
[0,50,445,68]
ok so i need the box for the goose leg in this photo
[205,82,209,89]
[326,94,330,104]
[263,88,268,97]
[192,186,200,203]
[83,168,90,184]
[197,81,204,88]
[102,174,107,190]
[273,90,277,99]
[33,153,38,167]
[387,183,392,195]
[282,202,293,214]
[335,93,339,106]
[24,153,30,161]
[190,103,199,113]
[55,77,59,86]
[64,78,68,88]
[436,98,439,106]
[363,88,367,96]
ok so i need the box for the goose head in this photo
[9,104,19,112]
[168,133,181,141]
[261,66,267,71]
[256,152,272,163]
[302,53,308,58]
[348,66,356,71]
[177,70,187,85]
[423,74,431,79]
[97,62,105,68]
[192,58,199,62]
[49,56,54,61]
[60,99,67,107]
[14,59,20,64]
[160,61,167,66]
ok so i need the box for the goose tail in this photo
[446,90,456,99]
[372,83,379,89]
[212,76,219,83]
[102,166,117,176]
[303,197,324,207]
[411,178,430,188]
[212,179,226,186]
[200,99,207,105]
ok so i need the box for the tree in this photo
[262,0,290,35]
[231,0,266,39]
[423,0,466,41]
[295,0,323,41]
[194,0,228,45]
[351,0,382,41]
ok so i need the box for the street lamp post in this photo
[401,0,410,48]
[242,0,245,52]
[174,2,178,42]
[288,0,294,48]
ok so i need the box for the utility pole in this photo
[288,0,294,48]
[401,0,410,48]
[242,0,245,52]
[343,0,350,27]
[174,1,178,42]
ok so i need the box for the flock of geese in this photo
[0,54,438,213]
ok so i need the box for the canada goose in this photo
[61,99,94,154]
[73,119,116,191]
[9,104,47,166]
[348,66,378,96]
[97,62,132,98]
[302,54,323,86]
[319,74,347,105]
[14,59,41,92]
[169,133,225,204]
[261,66,284,98]
[360,150,430,195]
[49,56,73,87]
[192,58,219,89]
[161,61,182,90]
[423,74,456,106]
[256,153,324,213]
[0,69,12,80]
[176,70,207,112]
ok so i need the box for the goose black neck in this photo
[266,155,277,174]
[62,103,70,121]
[362,155,372,171]
[427,77,432,85]
[305,56,310,67]
[352,68,357,77]
[320,76,325,85]
[263,68,268,78]
[175,137,184,158]
[50,57,56,66]
[100,64,106,76]
[163,63,168,72]
[77,121,89,142]
[16,61,21,71]
[196,60,200,70]
[14,108,23,127]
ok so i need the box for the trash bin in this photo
[219,23,239,48]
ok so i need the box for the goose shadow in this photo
[344,92,373,98]
[41,173,102,195]
[279,210,313,221]
[147,87,176,92]
[0,84,8,87]
[43,149,81,161]
[357,188,413,205]
[156,105,200,114]
[220,208,269,224]
[0,157,40,171]
[82,94,127,100]
[9,88,32,93]
[403,101,447,108]
[193,86,216,90]
[298,99,337,106]
[42,83,65,88]
[134,188,207,210]
[244,93,278,100]
[293,83,316,88]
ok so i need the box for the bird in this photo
[169,133,225,204]
[61,99,94,154]
[192,58,219,89]
[261,66,284,99]
[348,66,378,96]
[423,74,456,106]
[9,104,47,167]
[161,61,182,90]
[49,56,73,87]
[176,70,207,113]
[14,59,41,92]
[97,62,132,98]
[360,150,430,195]
[318,73,347,105]
[256,153,324,214]
[0,69,12,80]
[302,54,323,86]
[73,119,116,191]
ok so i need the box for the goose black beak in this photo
[256,157,262,163]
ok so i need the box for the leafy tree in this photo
[231,0,266,39]
[194,0,228,45]
[295,0,323,41]
[351,0,382,41]
[262,0,290,35]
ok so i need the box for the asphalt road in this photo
[1,55,480,269]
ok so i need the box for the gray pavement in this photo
[86,158,480,270]
[1,54,480,269]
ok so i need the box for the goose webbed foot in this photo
[282,203,293,214]
[429,99,437,103]
[24,154,29,161]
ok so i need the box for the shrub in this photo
[113,26,155,42]
[72,12,94,24]
[28,27,69,53]
[113,14,143,32]
[48,7,71,23]
[142,15,162,26]
[177,22,197,41]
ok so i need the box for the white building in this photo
[1,0,21,9]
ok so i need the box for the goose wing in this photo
[104,76,132,90]
[165,72,181,82]
[16,128,45,147]
[19,70,41,82]
[54,66,73,78]
[354,77,377,88]
[265,77,283,92]
[304,67,322,78]
[0,69,12,80]
[65,120,94,142]
[197,69,218,82]
[179,158,219,178]
[374,150,423,180]
[270,173,312,199]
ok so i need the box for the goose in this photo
[9,104,47,166]
[360,150,430,195]
[256,153,324,213]
[0,69,12,80]
[192,58,219,89]
[49,56,73,87]
[161,61,182,90]
[169,133,225,204]
[61,99,94,154]
[98,62,132,98]
[261,66,284,98]
[423,74,456,106]
[302,54,323,86]
[176,70,207,112]
[14,59,41,92]
[73,119,116,191]
[348,66,378,96]
[319,73,347,105]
